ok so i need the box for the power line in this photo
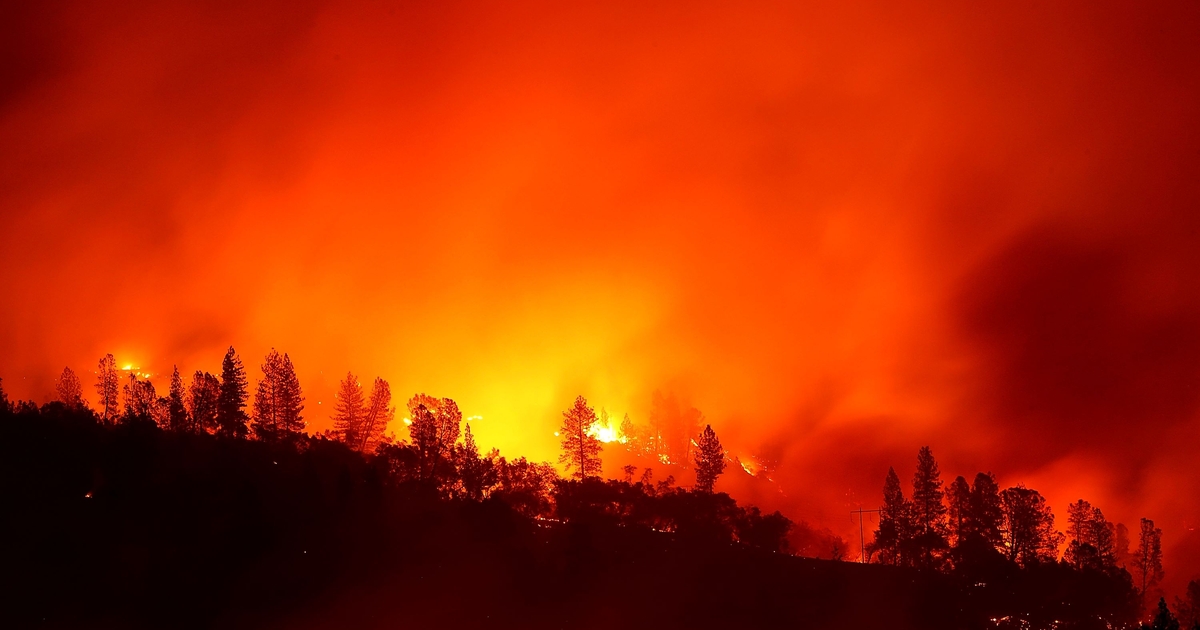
[851,507,881,563]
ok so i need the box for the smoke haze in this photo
[2,0,1198,590]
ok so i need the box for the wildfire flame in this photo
[586,417,625,444]
[739,458,757,476]
[120,366,154,380]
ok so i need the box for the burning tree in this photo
[647,391,703,465]
[355,377,393,453]
[405,394,463,485]
[406,394,461,456]
[692,424,726,493]
[559,395,602,480]
[188,371,220,433]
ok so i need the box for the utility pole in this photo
[851,507,881,563]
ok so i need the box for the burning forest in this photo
[3,0,1200,628]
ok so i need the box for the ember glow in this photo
[1,0,1199,596]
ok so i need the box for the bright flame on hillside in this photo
[736,456,759,476]
[587,418,625,444]
[119,365,154,380]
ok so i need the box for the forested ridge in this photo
[1,350,1197,629]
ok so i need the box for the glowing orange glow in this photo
[1,0,1198,595]
[739,458,757,477]
[587,416,624,444]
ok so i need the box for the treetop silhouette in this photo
[558,395,602,480]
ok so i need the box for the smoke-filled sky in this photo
[2,0,1199,587]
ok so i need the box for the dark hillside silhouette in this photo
[0,347,1175,629]
[0,393,1170,629]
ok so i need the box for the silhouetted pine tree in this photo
[251,349,304,441]
[438,398,462,454]
[1136,518,1164,598]
[216,347,249,438]
[332,372,365,446]
[456,423,492,500]
[188,371,220,433]
[911,446,948,567]
[408,403,439,481]
[95,354,120,423]
[0,377,9,415]
[355,377,393,453]
[1147,597,1181,630]
[693,424,726,493]
[55,367,85,410]
[947,475,971,547]
[167,366,188,432]
[967,472,1004,549]
[868,467,911,565]
[558,395,602,480]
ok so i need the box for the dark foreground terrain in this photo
[0,403,1139,629]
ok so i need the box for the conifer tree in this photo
[332,372,365,446]
[355,377,393,453]
[911,446,948,567]
[693,424,726,493]
[55,367,85,410]
[95,354,120,422]
[216,346,249,438]
[252,349,305,441]
[912,447,948,533]
[1136,517,1165,597]
[437,397,463,453]
[947,475,971,547]
[408,403,439,480]
[167,366,188,432]
[868,467,911,565]
[558,395,602,480]
[188,371,220,433]
[457,422,489,500]
[1148,598,1181,630]
[967,472,1004,550]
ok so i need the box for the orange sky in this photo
[1,0,1198,589]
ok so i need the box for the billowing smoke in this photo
[2,0,1198,592]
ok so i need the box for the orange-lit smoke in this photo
[1,0,1199,592]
